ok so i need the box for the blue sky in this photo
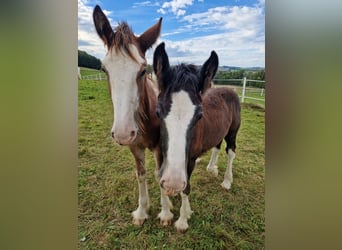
[78,0,265,67]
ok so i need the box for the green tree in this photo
[78,50,101,70]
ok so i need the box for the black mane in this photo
[166,63,200,93]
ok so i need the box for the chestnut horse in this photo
[93,6,173,226]
[153,43,241,232]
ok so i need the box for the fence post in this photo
[78,67,82,80]
[241,77,247,103]
[261,88,264,96]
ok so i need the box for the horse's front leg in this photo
[174,191,193,233]
[153,147,174,225]
[130,145,149,225]
[174,159,194,232]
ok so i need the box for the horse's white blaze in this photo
[102,44,145,144]
[161,90,196,194]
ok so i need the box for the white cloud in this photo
[133,1,160,8]
[78,0,119,59]
[149,5,265,67]
[158,0,194,17]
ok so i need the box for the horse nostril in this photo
[111,132,115,139]
[130,131,136,138]
[160,180,165,189]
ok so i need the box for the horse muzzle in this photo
[160,177,187,196]
[111,130,137,145]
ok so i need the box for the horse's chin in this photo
[163,189,180,197]
[114,136,137,146]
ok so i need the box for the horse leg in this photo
[174,159,195,232]
[174,191,193,233]
[153,147,173,225]
[221,131,237,190]
[130,145,149,225]
[206,141,222,177]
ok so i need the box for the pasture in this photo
[78,77,265,249]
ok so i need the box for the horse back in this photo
[191,87,241,157]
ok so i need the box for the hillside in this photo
[78,50,101,70]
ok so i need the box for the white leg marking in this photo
[157,187,174,226]
[206,147,219,177]
[153,150,160,183]
[152,150,174,225]
[132,174,149,225]
[175,192,193,232]
[221,149,235,190]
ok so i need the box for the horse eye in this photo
[156,107,161,118]
[197,111,203,120]
[140,69,146,77]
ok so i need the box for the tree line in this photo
[78,50,101,70]
[215,69,265,88]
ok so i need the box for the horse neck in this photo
[136,76,159,135]
[191,96,225,156]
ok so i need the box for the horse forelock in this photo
[170,64,200,93]
[110,22,143,63]
[162,64,202,106]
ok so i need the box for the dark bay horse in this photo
[93,6,174,226]
[153,43,241,232]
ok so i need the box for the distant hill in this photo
[78,50,101,70]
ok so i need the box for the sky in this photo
[78,0,265,67]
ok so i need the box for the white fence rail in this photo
[213,77,265,103]
[79,73,107,81]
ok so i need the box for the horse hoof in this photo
[177,227,188,233]
[132,209,148,225]
[221,180,232,190]
[160,219,173,226]
[174,219,188,233]
[207,165,218,177]
[158,210,174,226]
[132,218,146,225]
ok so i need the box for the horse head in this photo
[93,5,162,145]
[153,42,218,195]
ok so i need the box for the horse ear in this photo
[138,18,162,54]
[153,42,170,91]
[199,51,219,94]
[93,5,115,49]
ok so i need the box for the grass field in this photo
[78,78,265,249]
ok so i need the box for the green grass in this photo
[78,79,265,249]
[79,67,107,80]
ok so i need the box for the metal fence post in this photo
[242,77,247,103]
